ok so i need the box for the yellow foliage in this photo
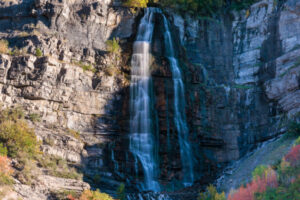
[79,189,114,200]
[0,40,9,54]
[279,158,290,172]
[245,9,250,18]
[0,107,39,158]
[198,184,226,200]
[0,155,14,185]
[124,0,148,8]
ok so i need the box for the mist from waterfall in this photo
[129,8,161,192]
[162,15,194,186]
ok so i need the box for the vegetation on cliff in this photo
[0,107,39,158]
[67,189,114,200]
[159,0,258,15]
[124,0,258,15]
[0,40,9,54]
[0,155,14,186]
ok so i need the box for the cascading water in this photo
[162,15,194,186]
[129,7,194,194]
[129,8,160,192]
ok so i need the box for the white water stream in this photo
[129,8,194,193]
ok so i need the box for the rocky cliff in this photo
[0,0,137,198]
[0,0,299,199]
[164,0,300,186]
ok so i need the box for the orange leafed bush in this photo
[67,194,76,200]
[0,155,13,185]
[0,155,12,176]
[285,144,300,166]
[228,168,278,200]
[67,189,114,200]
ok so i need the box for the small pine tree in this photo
[35,48,43,57]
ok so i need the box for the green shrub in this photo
[79,189,114,200]
[72,61,97,73]
[81,64,97,73]
[0,144,7,156]
[28,113,41,123]
[50,167,82,180]
[44,137,55,146]
[8,47,26,56]
[198,184,226,200]
[0,174,14,186]
[0,106,24,122]
[252,165,268,180]
[35,48,43,57]
[37,155,83,180]
[295,136,300,145]
[116,183,126,200]
[159,0,258,16]
[104,66,117,76]
[15,156,37,185]
[0,121,38,158]
[67,129,81,140]
[255,178,300,200]
[106,37,121,55]
[53,189,80,200]
[0,107,39,158]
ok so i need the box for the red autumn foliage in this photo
[228,168,278,200]
[285,145,300,166]
[67,194,76,200]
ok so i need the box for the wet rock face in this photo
[165,0,300,182]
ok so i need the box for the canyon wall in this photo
[162,0,300,185]
[0,0,299,199]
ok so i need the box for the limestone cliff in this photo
[163,0,300,186]
[0,0,299,199]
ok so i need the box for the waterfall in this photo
[129,8,160,192]
[129,7,194,192]
[126,193,172,200]
[162,15,194,186]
